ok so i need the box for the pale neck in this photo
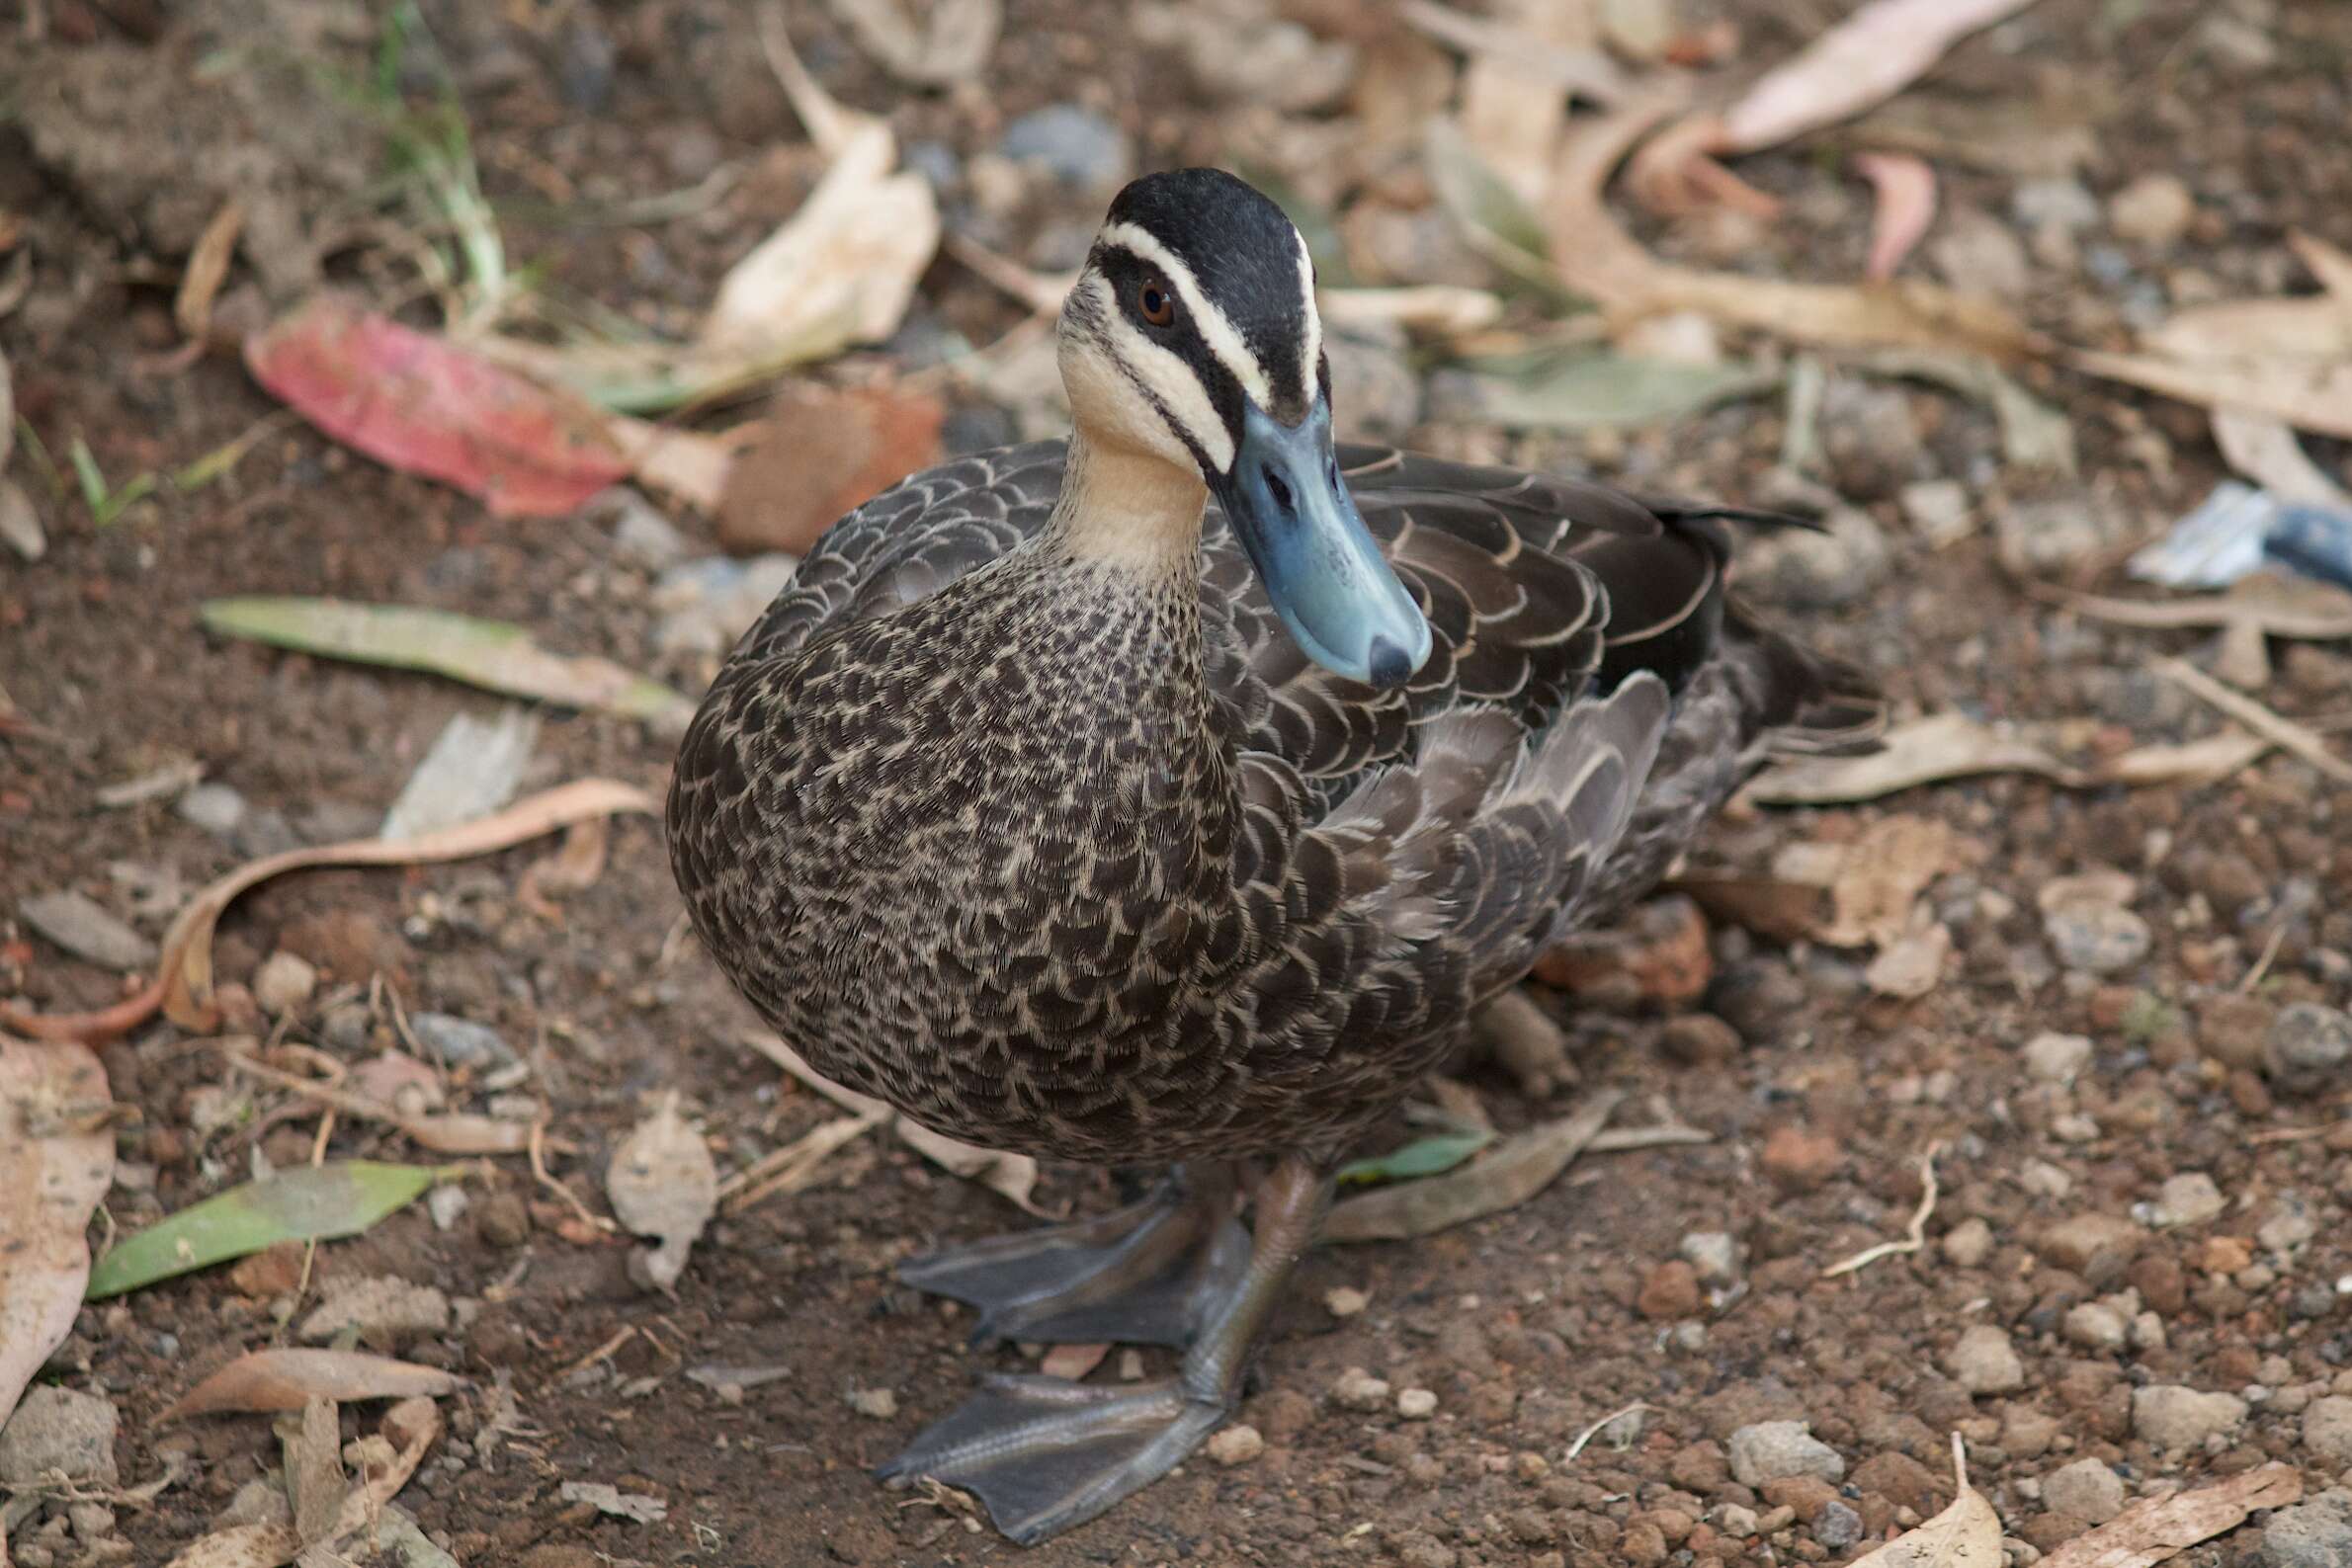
[1041,427,1210,578]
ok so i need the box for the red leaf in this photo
[1855,152,1939,284]
[245,296,630,518]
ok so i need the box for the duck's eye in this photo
[1138,281,1175,328]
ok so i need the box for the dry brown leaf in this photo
[716,381,945,555]
[163,1396,440,1568]
[1854,152,1937,283]
[1745,711,2071,804]
[1665,875,1827,944]
[1719,0,2043,152]
[2211,409,2352,511]
[2075,345,2352,443]
[0,1037,115,1435]
[610,417,746,516]
[164,1350,464,1420]
[2037,1463,2302,1568]
[176,199,246,344]
[1551,99,2040,361]
[607,1091,718,1291]
[2097,729,2271,787]
[826,0,999,85]
[2058,575,2352,641]
[516,817,613,922]
[159,780,654,1032]
[894,1119,1047,1216]
[743,1033,1049,1213]
[1400,0,1627,105]
[1320,285,1506,338]
[1324,1092,1622,1243]
[1847,1436,2000,1568]
[1821,816,1959,947]
[286,1396,345,1546]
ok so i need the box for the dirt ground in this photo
[5,1,2352,1565]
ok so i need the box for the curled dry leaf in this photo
[1324,1092,1622,1243]
[1744,711,2070,803]
[1721,0,2045,153]
[2036,1463,2301,1568]
[162,1395,441,1568]
[1819,816,1959,948]
[287,1395,346,1547]
[1854,152,1938,283]
[559,1480,670,1524]
[1550,99,2041,362]
[176,199,246,345]
[156,780,655,1033]
[165,1350,464,1420]
[607,1091,718,1291]
[2211,409,2352,511]
[0,1036,115,1433]
[826,0,1000,87]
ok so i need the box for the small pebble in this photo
[1396,1388,1438,1421]
[1727,1421,1844,1486]
[2044,1457,2126,1523]
[2021,1032,2092,1086]
[1680,1231,1740,1284]
[2150,1172,2226,1228]
[846,1388,898,1420]
[1206,1424,1264,1465]
[2132,1385,2246,1450]
[1942,1217,1994,1268]
[1333,1367,1390,1412]
[251,950,318,1017]
[1324,1285,1369,1318]
[1948,1325,2028,1395]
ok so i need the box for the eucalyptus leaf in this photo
[87,1161,455,1298]
[201,598,694,729]
[1423,120,1565,297]
[1336,1129,1495,1187]
[1444,353,1781,430]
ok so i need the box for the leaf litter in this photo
[0,1036,116,1436]
[2036,1464,2302,1568]
[85,1161,454,1299]
[161,1395,441,1568]
[606,1091,718,1291]
[163,1350,464,1420]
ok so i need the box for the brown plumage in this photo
[664,167,1882,1544]
[668,441,1874,1166]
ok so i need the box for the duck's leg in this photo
[879,1156,1331,1544]
[897,1162,1246,1347]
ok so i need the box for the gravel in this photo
[2131,1385,2247,1450]
[0,1385,120,1487]
[1948,1324,2028,1395]
[1941,1216,1994,1268]
[1206,1424,1264,1465]
[2258,1490,2352,1568]
[2150,1172,2226,1228]
[2305,1396,2352,1465]
[2267,1004,2352,1094]
[176,781,248,837]
[1727,1421,1843,1486]
[1333,1368,1390,1412]
[2043,1457,2127,1524]
[2021,1032,2093,1085]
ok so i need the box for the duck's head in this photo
[1058,168,1432,692]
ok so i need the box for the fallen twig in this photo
[1823,1141,1943,1278]
[2154,656,2352,784]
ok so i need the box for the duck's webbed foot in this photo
[881,1158,1330,1544]
[897,1162,1244,1347]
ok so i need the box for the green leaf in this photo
[201,597,695,728]
[1422,121,1570,300]
[87,1161,454,1299]
[1335,1129,1495,1187]
[1451,352,1782,430]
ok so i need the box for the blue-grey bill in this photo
[1214,402,1433,689]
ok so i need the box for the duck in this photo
[667,166,1881,1545]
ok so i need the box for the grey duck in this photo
[668,167,1880,1544]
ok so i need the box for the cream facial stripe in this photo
[1084,274,1237,473]
[1295,228,1320,407]
[1098,220,1273,411]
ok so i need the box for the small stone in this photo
[427,1185,469,1232]
[2022,1032,2093,1086]
[1333,1367,1391,1412]
[996,105,1134,193]
[593,489,691,571]
[846,1387,898,1419]
[2064,1302,2128,1352]
[177,782,249,837]
[1814,1500,1864,1550]
[2004,1406,2063,1459]
[408,1012,520,1070]
[2200,994,2277,1070]
[2150,1172,2226,1228]
[1324,1285,1369,1318]
[1638,1260,1703,1320]
[1659,1012,1742,1067]
[251,950,318,1017]
[2267,1004,2352,1095]
[1680,1231,1740,1284]
[2260,1196,2317,1254]
[2108,174,2195,245]
[2132,1385,2246,1450]
[1727,1421,1844,1486]
[1622,1521,1669,1565]
[1734,507,1890,610]
[2013,178,2101,233]
[0,1385,120,1486]
[298,1277,452,1348]
[2038,1213,2143,1285]
[1206,1424,1264,1465]
[2044,903,2150,975]
[1396,1388,1438,1421]
[2303,1397,2352,1465]
[2258,1490,2352,1568]
[2044,1458,2126,1524]
[17,890,155,971]
[1948,1325,2028,1395]
[1760,1125,1841,1190]
[67,1500,117,1541]
[1942,1217,1995,1268]
[476,1193,532,1248]
[1719,1504,1761,1537]
[1899,479,1976,547]
[1930,207,2032,301]
[1852,1451,1945,1515]
[1998,493,2129,574]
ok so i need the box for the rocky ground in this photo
[3,1,2352,1566]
